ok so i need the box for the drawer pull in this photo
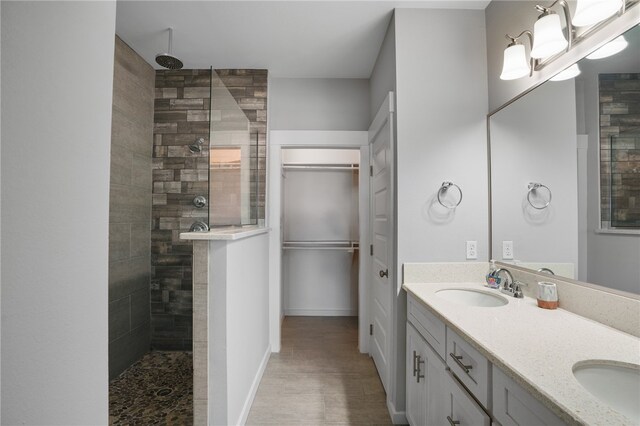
[412,350,418,377]
[447,416,460,426]
[449,352,473,374]
[416,354,425,383]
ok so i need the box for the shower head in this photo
[156,28,183,70]
[156,53,183,70]
[188,137,205,153]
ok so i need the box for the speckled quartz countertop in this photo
[403,281,640,426]
[180,225,269,241]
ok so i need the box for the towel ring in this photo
[437,182,463,209]
[527,182,552,210]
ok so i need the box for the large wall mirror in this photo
[489,24,640,295]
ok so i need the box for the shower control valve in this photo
[193,195,207,209]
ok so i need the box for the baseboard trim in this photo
[386,398,407,425]
[284,309,357,316]
[236,345,271,426]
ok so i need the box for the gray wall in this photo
[270,78,370,130]
[370,15,396,120]
[491,80,579,270]
[1,2,115,423]
[109,36,155,379]
[371,9,489,416]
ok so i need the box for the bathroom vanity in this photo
[403,263,640,426]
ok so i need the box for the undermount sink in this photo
[573,362,640,421]
[435,288,508,307]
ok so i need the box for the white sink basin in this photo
[573,362,640,421]
[435,288,508,307]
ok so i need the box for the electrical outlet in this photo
[466,241,477,260]
[503,241,514,260]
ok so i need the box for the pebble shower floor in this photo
[109,351,193,425]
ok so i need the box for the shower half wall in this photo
[151,69,267,350]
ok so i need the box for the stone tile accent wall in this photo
[109,37,155,379]
[151,69,267,350]
[152,69,211,350]
[599,73,640,228]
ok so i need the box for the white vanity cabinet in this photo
[406,323,447,426]
[406,293,568,426]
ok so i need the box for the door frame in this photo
[268,131,370,353]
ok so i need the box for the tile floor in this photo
[109,351,193,425]
[246,316,393,426]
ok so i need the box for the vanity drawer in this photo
[493,367,565,426]
[446,328,491,409]
[407,293,446,359]
[445,368,491,426]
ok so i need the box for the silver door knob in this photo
[379,269,388,278]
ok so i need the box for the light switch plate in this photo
[503,241,514,260]
[466,241,477,260]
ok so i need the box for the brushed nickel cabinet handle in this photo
[447,416,460,425]
[449,352,473,374]
[416,354,425,383]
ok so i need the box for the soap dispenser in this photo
[485,260,501,289]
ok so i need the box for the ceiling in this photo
[116,0,490,78]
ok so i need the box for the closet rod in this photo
[282,164,359,171]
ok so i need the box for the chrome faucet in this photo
[493,268,527,298]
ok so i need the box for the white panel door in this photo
[369,93,394,393]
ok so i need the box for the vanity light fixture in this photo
[500,31,535,80]
[497,0,632,81]
[550,63,581,81]
[586,34,629,59]
[573,0,625,27]
[530,1,573,59]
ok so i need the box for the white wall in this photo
[490,80,578,272]
[1,2,115,424]
[485,1,640,111]
[209,233,271,425]
[578,33,640,294]
[270,78,370,130]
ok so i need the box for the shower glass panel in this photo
[208,69,259,226]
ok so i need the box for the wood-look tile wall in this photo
[109,37,155,379]
[599,73,640,228]
[151,69,267,350]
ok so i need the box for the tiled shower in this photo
[108,36,268,419]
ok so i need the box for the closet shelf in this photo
[283,240,359,251]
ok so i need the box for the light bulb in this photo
[573,0,623,27]
[500,44,531,80]
[550,64,581,81]
[531,13,569,59]
[586,35,628,59]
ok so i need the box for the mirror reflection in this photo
[490,24,640,294]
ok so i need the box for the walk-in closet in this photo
[281,148,361,317]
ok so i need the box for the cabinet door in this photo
[406,323,427,426]
[445,369,491,426]
[493,367,565,426]
[407,322,448,426]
